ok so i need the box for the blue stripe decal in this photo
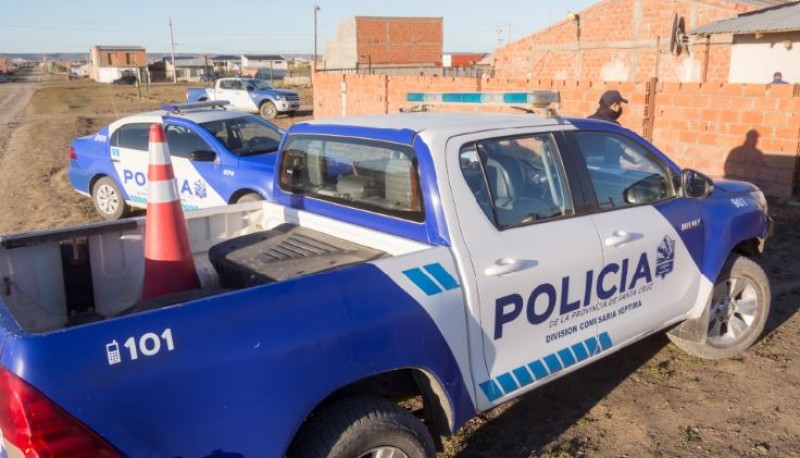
[584,336,601,355]
[512,367,534,387]
[480,333,615,402]
[571,342,589,361]
[401,268,443,296]
[423,263,460,290]
[496,373,519,394]
[543,354,563,374]
[557,348,576,368]
[528,360,549,380]
[479,380,503,402]
[599,332,613,351]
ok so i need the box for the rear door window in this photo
[279,135,423,222]
[112,123,151,151]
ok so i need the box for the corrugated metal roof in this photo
[732,0,792,8]
[692,1,800,35]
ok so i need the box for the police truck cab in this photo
[0,91,772,457]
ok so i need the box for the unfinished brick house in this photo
[323,17,443,70]
[492,0,791,83]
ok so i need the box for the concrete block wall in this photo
[312,72,800,197]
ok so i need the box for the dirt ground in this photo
[0,70,798,458]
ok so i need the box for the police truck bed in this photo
[208,223,386,289]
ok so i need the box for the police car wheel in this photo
[259,101,277,119]
[669,255,770,360]
[92,177,129,220]
[288,396,436,458]
[235,192,263,203]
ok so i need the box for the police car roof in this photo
[108,108,254,133]
[297,112,568,139]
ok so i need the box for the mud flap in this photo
[667,303,710,344]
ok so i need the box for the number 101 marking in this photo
[122,328,175,361]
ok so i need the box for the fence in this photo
[317,65,486,78]
[312,73,800,198]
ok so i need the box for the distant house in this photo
[240,54,288,79]
[88,45,148,83]
[323,17,443,70]
[442,52,486,68]
[240,54,288,71]
[165,56,211,82]
[0,58,14,74]
[210,55,241,76]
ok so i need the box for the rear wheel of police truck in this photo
[288,396,436,458]
[668,254,770,360]
[92,177,129,220]
[259,101,277,119]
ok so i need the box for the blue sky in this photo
[1,0,597,54]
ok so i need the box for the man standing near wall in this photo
[589,90,628,125]
[771,72,789,84]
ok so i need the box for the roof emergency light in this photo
[405,91,560,110]
[160,101,230,113]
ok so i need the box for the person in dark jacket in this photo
[589,90,628,125]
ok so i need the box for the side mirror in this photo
[246,85,255,91]
[682,169,713,199]
[190,150,217,162]
[623,173,665,205]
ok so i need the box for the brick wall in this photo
[313,72,800,197]
[492,0,748,83]
[356,17,443,66]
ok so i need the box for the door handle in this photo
[604,230,642,247]
[484,258,536,276]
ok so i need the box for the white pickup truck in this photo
[186,77,300,119]
[0,92,772,457]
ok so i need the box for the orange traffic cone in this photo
[141,124,200,300]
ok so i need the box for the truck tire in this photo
[259,101,277,119]
[288,396,436,458]
[92,177,130,220]
[668,255,770,360]
[235,192,263,203]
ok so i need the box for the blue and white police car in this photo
[69,101,283,219]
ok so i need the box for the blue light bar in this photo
[405,91,560,108]
[160,101,230,112]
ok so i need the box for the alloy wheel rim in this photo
[97,184,119,215]
[358,446,410,458]
[707,276,759,348]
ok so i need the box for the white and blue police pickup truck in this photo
[0,92,772,457]
[69,101,283,220]
[186,77,301,119]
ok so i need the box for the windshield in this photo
[245,79,274,90]
[200,115,283,156]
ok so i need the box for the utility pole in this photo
[495,27,503,48]
[169,17,177,83]
[507,22,512,43]
[313,5,320,80]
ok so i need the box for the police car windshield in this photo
[246,79,273,90]
[200,116,283,156]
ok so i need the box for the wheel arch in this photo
[286,367,455,454]
[228,188,263,204]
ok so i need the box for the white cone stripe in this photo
[147,179,180,204]
[148,143,173,165]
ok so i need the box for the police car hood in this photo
[256,88,296,97]
[711,177,759,195]
[236,151,277,170]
